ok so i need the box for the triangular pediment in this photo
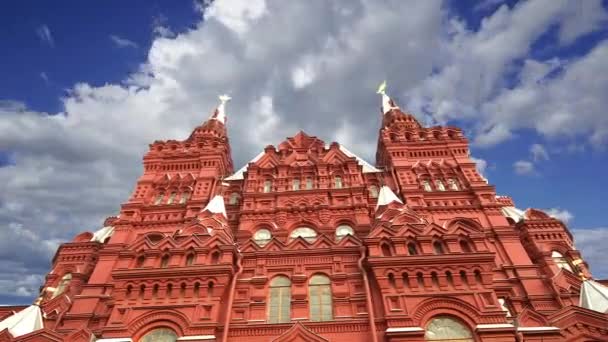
[423,223,448,236]
[254,150,281,170]
[311,234,334,249]
[320,146,351,166]
[368,225,397,239]
[16,328,64,342]
[65,328,94,342]
[202,232,232,248]
[272,322,328,342]
[518,307,548,327]
[263,238,286,252]
[445,218,483,235]
[287,237,311,250]
[182,221,212,236]
[279,131,326,151]
[240,240,261,253]
[337,234,362,247]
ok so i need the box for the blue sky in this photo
[0,0,607,304]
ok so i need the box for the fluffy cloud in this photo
[545,208,574,223]
[1,0,608,301]
[572,227,608,278]
[406,0,608,149]
[35,24,54,47]
[530,143,549,162]
[110,35,138,48]
[513,160,535,175]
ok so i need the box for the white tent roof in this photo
[202,195,227,218]
[501,206,525,223]
[579,279,608,313]
[0,305,43,338]
[376,185,403,209]
[224,145,380,181]
[90,226,114,243]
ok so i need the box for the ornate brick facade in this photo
[1,92,607,342]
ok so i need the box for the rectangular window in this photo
[263,180,272,193]
[306,177,313,189]
[268,286,290,323]
[292,179,300,191]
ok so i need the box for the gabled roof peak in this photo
[376,185,403,209]
[202,195,227,218]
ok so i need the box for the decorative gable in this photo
[272,322,328,342]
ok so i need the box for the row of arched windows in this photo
[125,281,215,300]
[380,238,474,257]
[421,178,460,192]
[268,274,332,323]
[252,225,355,246]
[153,191,190,205]
[260,176,353,193]
[387,270,484,290]
[134,251,221,268]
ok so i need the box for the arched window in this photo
[433,241,445,255]
[136,255,145,268]
[193,282,200,298]
[126,285,133,298]
[435,180,446,191]
[422,180,432,192]
[166,192,177,204]
[335,224,354,241]
[448,178,459,190]
[292,179,300,191]
[180,283,186,297]
[334,176,343,189]
[552,251,573,272]
[152,284,159,298]
[52,273,72,298]
[139,328,178,342]
[263,180,272,193]
[208,281,214,298]
[166,283,173,297]
[229,192,239,205]
[153,193,164,205]
[289,227,317,243]
[407,242,418,255]
[306,177,313,189]
[381,242,393,257]
[388,273,396,289]
[185,253,195,266]
[268,276,291,323]
[210,251,221,264]
[160,255,170,268]
[369,185,379,198]
[425,316,473,341]
[253,228,272,246]
[179,191,190,204]
[460,240,472,253]
[309,274,332,321]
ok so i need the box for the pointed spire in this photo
[202,195,227,218]
[0,305,44,338]
[579,279,608,313]
[376,185,403,209]
[376,80,399,114]
[210,94,231,124]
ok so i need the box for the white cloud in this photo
[110,35,138,48]
[513,160,535,175]
[40,72,49,84]
[572,227,608,278]
[203,0,267,35]
[545,208,574,223]
[36,25,54,47]
[470,156,488,175]
[406,0,608,149]
[530,143,549,161]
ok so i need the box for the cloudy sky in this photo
[1,0,607,304]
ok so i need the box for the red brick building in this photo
[1,90,607,341]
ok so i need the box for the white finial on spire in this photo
[376,80,399,114]
[212,94,231,124]
[375,185,403,209]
